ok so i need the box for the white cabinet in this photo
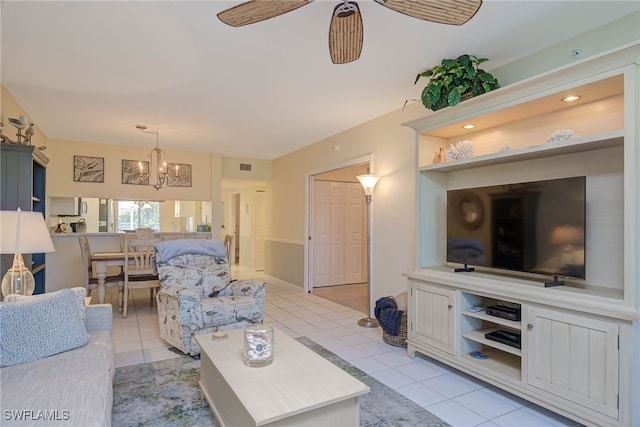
[407,280,456,355]
[404,43,639,427]
[527,306,619,419]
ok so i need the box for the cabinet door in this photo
[409,281,456,355]
[527,306,619,418]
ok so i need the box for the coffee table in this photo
[195,326,369,426]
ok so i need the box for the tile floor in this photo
[106,269,579,427]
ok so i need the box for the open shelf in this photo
[462,328,521,356]
[462,310,522,330]
[463,348,521,381]
[419,130,623,173]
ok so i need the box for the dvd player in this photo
[485,305,521,321]
[485,330,521,349]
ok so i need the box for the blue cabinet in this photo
[0,144,49,294]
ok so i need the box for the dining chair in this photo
[224,234,235,263]
[78,236,124,308]
[120,228,155,249]
[122,237,162,318]
[135,228,155,238]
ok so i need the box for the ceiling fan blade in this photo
[218,0,312,27]
[374,0,482,25]
[328,1,364,64]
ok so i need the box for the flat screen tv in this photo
[446,176,586,280]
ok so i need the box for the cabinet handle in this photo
[527,324,534,330]
[448,304,453,310]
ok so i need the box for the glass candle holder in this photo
[243,325,274,367]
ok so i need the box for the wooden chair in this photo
[123,237,161,318]
[78,236,124,308]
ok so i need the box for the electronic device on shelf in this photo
[486,305,521,321]
[446,176,586,281]
[485,329,521,349]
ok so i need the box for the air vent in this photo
[239,163,252,171]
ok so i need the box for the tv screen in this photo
[446,176,586,280]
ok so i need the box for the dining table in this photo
[90,251,127,307]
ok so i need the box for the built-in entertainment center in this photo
[403,43,639,427]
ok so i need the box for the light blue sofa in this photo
[0,290,114,427]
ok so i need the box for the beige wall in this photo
[44,138,217,200]
[222,156,272,181]
[267,105,420,297]
[1,86,47,150]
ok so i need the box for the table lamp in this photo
[550,224,584,263]
[1,209,55,297]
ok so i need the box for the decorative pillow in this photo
[4,287,87,323]
[0,289,89,368]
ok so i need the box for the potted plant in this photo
[415,54,500,111]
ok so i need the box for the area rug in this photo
[112,337,450,426]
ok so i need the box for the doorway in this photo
[306,156,372,313]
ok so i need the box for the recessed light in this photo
[462,124,475,129]
[562,95,581,102]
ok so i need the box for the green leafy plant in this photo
[415,54,500,111]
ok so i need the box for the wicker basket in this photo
[382,310,407,348]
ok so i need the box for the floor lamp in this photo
[356,174,381,328]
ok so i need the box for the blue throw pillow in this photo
[0,289,89,368]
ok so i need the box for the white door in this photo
[312,181,331,287]
[345,183,364,284]
[329,182,346,285]
[527,306,619,418]
[409,281,456,355]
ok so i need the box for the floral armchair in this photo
[154,239,265,356]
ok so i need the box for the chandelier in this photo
[136,124,171,191]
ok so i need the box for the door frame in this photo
[304,154,374,293]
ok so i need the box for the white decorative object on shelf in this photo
[446,140,475,161]
[547,129,578,143]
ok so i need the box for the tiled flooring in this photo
[106,269,579,427]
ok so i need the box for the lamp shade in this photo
[356,174,381,197]
[550,225,584,246]
[0,210,55,254]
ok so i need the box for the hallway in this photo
[312,282,368,314]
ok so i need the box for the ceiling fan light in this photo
[329,1,363,64]
[375,0,482,25]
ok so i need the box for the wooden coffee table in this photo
[195,326,369,426]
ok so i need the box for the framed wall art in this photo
[167,163,192,187]
[122,159,149,185]
[74,155,104,183]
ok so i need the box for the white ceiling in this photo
[2,1,638,160]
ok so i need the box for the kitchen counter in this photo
[46,232,216,293]
[50,232,212,237]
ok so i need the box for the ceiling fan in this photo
[217,0,482,64]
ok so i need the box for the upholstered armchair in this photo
[154,239,265,356]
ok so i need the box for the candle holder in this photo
[243,325,274,367]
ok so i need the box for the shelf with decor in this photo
[403,43,640,427]
[418,130,623,173]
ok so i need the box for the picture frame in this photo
[74,155,104,183]
[167,163,192,187]
[122,159,149,185]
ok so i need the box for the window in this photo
[116,200,160,232]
